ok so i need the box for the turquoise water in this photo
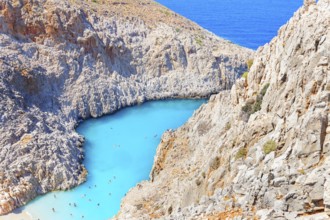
[157,0,303,49]
[17,100,205,220]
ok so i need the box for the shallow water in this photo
[157,0,303,49]
[15,100,205,220]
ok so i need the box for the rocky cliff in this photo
[116,0,330,219]
[0,0,252,215]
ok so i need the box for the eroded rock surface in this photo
[0,0,252,215]
[116,0,330,219]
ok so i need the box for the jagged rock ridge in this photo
[0,0,252,215]
[116,0,330,219]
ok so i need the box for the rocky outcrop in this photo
[116,0,330,219]
[0,0,252,215]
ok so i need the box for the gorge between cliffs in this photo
[0,0,330,219]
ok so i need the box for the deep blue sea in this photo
[157,0,303,49]
[3,1,304,220]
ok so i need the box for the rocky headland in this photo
[116,0,330,219]
[0,0,252,215]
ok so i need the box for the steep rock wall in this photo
[116,0,330,219]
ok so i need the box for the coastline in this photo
[0,0,252,215]
[2,210,32,220]
[2,100,207,220]
[1,0,328,219]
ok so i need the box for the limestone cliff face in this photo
[116,0,330,219]
[0,0,252,215]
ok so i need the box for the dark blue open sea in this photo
[157,0,303,49]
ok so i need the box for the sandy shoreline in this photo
[2,210,33,220]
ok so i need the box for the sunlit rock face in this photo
[116,0,330,219]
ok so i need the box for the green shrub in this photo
[225,122,231,131]
[247,59,254,70]
[159,9,171,16]
[195,37,203,46]
[242,103,253,114]
[235,147,247,160]
[298,169,306,175]
[241,83,270,118]
[242,71,249,79]
[242,97,261,115]
[260,83,270,97]
[252,95,263,113]
[263,140,277,154]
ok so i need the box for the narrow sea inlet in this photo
[12,100,205,220]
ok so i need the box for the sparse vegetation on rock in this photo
[247,59,253,70]
[242,71,249,79]
[235,147,247,160]
[263,140,277,154]
[241,82,270,118]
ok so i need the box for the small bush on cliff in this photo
[242,103,252,114]
[159,9,171,16]
[241,58,253,79]
[242,71,249,79]
[263,140,277,154]
[260,83,270,97]
[195,37,203,46]
[235,147,247,160]
[242,96,262,115]
[247,59,254,70]
[225,122,231,131]
[252,95,263,113]
[298,169,306,175]
[241,83,270,118]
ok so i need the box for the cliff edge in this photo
[0,0,252,215]
[116,0,330,219]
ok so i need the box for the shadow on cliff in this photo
[0,0,139,113]
[0,0,137,80]
[1,58,63,111]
